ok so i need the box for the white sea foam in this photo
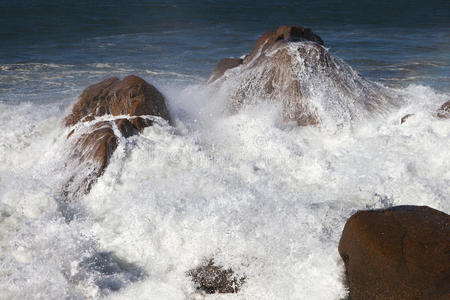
[0,80,449,299]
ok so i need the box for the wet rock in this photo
[437,100,450,119]
[65,75,171,126]
[114,118,137,138]
[62,76,170,200]
[338,205,450,300]
[244,25,323,64]
[63,119,134,199]
[400,113,414,124]
[209,26,396,126]
[187,259,245,294]
[208,57,243,83]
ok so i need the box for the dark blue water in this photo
[1,0,449,103]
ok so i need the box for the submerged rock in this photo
[400,100,449,124]
[187,259,246,294]
[68,251,146,295]
[243,25,323,64]
[400,113,414,124]
[338,205,450,300]
[209,25,396,126]
[208,58,243,83]
[63,75,170,200]
[437,100,450,119]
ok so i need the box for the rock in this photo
[244,25,323,64]
[65,75,171,126]
[338,205,450,300]
[63,119,135,197]
[187,259,245,294]
[208,58,243,83]
[209,26,396,126]
[437,100,450,119]
[401,113,414,124]
[114,118,138,138]
[62,76,170,200]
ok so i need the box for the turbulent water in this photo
[1,1,449,299]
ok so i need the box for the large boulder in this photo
[209,26,396,126]
[63,76,171,199]
[338,205,450,300]
[65,75,171,126]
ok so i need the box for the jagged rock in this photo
[187,259,245,294]
[62,75,170,200]
[437,100,450,119]
[209,26,396,126]
[400,113,414,124]
[338,205,450,300]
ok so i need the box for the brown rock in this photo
[209,26,396,126]
[74,122,118,178]
[187,259,246,294]
[244,25,323,64]
[401,113,414,124]
[64,118,142,197]
[63,75,170,199]
[208,58,243,83]
[129,117,154,132]
[437,100,450,119]
[338,205,450,300]
[114,118,137,138]
[65,75,171,126]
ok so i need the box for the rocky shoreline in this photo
[62,26,449,298]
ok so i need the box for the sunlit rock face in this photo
[339,206,450,300]
[209,26,397,126]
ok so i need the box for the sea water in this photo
[0,1,449,299]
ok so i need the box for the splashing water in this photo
[0,64,449,300]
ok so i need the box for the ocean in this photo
[0,1,449,299]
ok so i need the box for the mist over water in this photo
[0,1,449,299]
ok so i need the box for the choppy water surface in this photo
[0,1,449,299]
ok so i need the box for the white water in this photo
[0,79,449,299]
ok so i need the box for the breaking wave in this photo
[0,67,449,300]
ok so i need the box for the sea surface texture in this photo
[0,1,449,299]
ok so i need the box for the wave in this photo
[0,75,449,298]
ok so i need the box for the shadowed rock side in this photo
[187,259,246,294]
[62,76,170,200]
[208,58,243,83]
[209,25,397,126]
[437,100,450,119]
[243,25,324,64]
[400,100,449,124]
[69,251,146,295]
[400,113,414,124]
[338,206,450,300]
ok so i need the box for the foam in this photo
[0,80,448,299]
